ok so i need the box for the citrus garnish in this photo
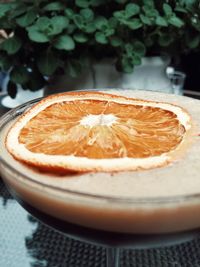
[5,91,192,172]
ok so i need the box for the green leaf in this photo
[95,16,108,30]
[9,4,27,19]
[113,11,125,20]
[125,3,140,18]
[36,17,51,31]
[80,8,94,21]
[16,10,37,27]
[143,6,158,17]
[158,33,173,46]
[121,56,134,73]
[50,16,69,35]
[104,28,114,37]
[0,4,12,18]
[179,0,196,6]
[155,16,168,27]
[85,23,96,33]
[110,36,123,47]
[54,35,75,50]
[95,32,108,44]
[36,16,69,37]
[109,17,118,28]
[73,15,84,28]
[186,34,200,49]
[75,0,89,8]
[67,59,82,77]
[139,14,152,25]
[168,16,184,28]
[10,66,30,84]
[143,0,154,7]
[64,8,74,19]
[0,53,12,71]
[73,32,88,43]
[67,24,77,34]
[163,3,173,16]
[1,36,22,55]
[74,12,95,32]
[125,43,133,57]
[132,41,146,56]
[127,19,142,30]
[37,52,60,76]
[28,27,50,43]
[174,6,187,13]
[132,54,142,65]
[43,2,65,11]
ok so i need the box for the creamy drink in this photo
[1,90,200,234]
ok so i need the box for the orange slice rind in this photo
[5,91,193,173]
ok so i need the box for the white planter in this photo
[121,56,172,93]
[46,57,172,95]
[91,59,123,89]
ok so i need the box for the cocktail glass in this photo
[0,98,200,267]
[169,71,186,95]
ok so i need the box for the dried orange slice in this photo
[5,91,193,173]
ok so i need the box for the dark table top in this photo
[1,91,200,267]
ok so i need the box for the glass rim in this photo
[0,91,200,206]
[169,71,186,79]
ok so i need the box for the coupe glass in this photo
[0,98,200,267]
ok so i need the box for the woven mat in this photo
[1,179,200,267]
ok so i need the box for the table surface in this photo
[1,91,200,267]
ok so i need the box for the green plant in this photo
[0,0,200,97]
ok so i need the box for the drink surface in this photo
[1,90,200,234]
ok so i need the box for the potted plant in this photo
[0,0,199,98]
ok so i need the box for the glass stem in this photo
[106,247,120,267]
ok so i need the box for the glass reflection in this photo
[2,178,200,267]
[0,179,40,267]
[0,179,104,267]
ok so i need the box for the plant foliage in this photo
[0,0,200,96]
